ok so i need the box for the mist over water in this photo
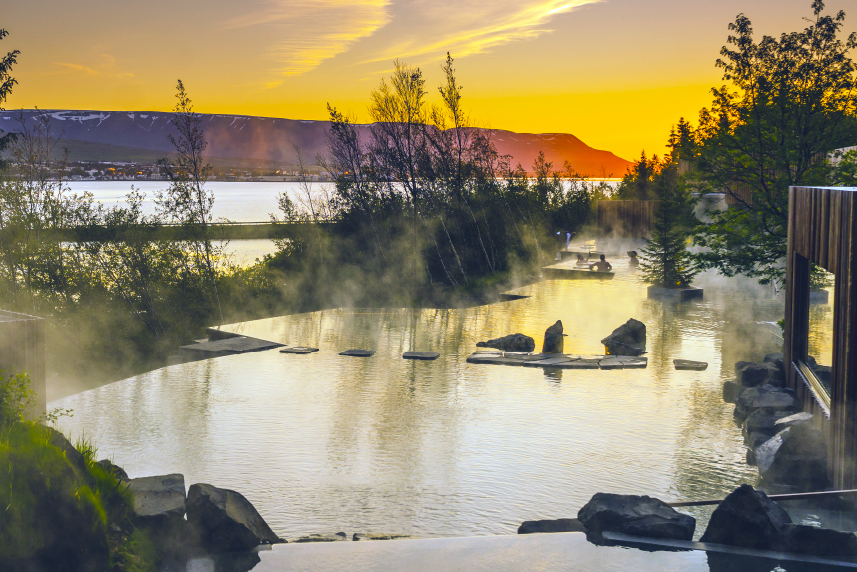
[48,259,835,541]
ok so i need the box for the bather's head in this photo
[600,254,605,261]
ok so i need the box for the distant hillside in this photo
[0,110,631,177]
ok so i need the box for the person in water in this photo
[590,254,612,272]
[627,251,640,268]
[576,253,587,265]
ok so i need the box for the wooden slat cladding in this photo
[596,200,656,238]
[784,186,857,489]
[0,310,45,418]
[724,182,754,206]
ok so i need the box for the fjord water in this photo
[53,263,799,540]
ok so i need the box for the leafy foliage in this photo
[690,1,857,286]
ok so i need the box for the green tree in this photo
[616,152,658,200]
[640,159,698,288]
[157,80,224,322]
[692,1,857,285]
[0,28,19,167]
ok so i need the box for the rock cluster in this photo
[476,333,535,353]
[723,353,829,492]
[700,484,857,558]
[600,319,646,356]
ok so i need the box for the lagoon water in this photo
[52,261,812,541]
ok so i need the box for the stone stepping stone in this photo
[403,351,440,361]
[280,347,319,354]
[339,349,375,357]
[674,359,708,370]
[520,356,576,367]
[598,358,625,370]
[619,357,648,369]
[561,359,601,369]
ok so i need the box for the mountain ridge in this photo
[0,109,631,177]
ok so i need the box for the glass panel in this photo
[806,263,835,397]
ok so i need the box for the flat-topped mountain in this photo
[0,109,631,177]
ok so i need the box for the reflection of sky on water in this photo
[54,263,802,540]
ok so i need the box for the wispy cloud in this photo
[52,54,135,79]
[225,0,391,84]
[365,0,602,64]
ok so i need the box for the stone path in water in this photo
[466,351,647,370]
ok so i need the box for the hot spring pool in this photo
[53,261,812,540]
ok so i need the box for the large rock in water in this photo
[735,362,782,387]
[733,385,799,422]
[542,320,566,353]
[600,319,646,356]
[754,425,829,490]
[699,484,791,550]
[127,474,187,523]
[782,524,857,558]
[517,518,587,534]
[476,333,535,353]
[577,493,695,541]
[187,483,282,553]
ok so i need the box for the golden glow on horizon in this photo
[3,0,854,161]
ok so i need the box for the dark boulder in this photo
[97,458,129,481]
[45,426,92,485]
[352,533,411,541]
[476,333,535,353]
[763,352,785,372]
[577,493,695,541]
[517,518,587,534]
[723,381,742,404]
[783,524,857,558]
[600,319,646,356]
[542,320,566,353]
[127,474,186,523]
[742,410,794,445]
[699,484,791,550]
[734,385,799,422]
[755,425,829,490]
[186,483,282,553]
[736,362,781,387]
[294,533,347,542]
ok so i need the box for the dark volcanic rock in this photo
[352,533,412,541]
[734,385,798,422]
[517,518,587,534]
[476,333,536,353]
[723,380,743,404]
[783,524,857,558]
[699,484,791,550]
[736,362,781,387]
[97,458,129,481]
[754,425,829,490]
[577,493,695,541]
[187,483,282,553]
[127,474,186,523]
[763,352,785,372]
[773,411,813,430]
[742,410,794,445]
[600,319,646,356]
[294,533,347,542]
[542,320,566,353]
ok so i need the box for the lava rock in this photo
[782,524,857,558]
[186,483,282,553]
[97,459,129,481]
[736,362,780,387]
[476,333,535,353]
[734,385,798,422]
[754,425,829,490]
[294,533,347,543]
[763,352,785,372]
[517,519,587,534]
[127,474,186,523]
[674,359,708,371]
[352,533,412,541]
[699,484,791,550]
[600,319,646,356]
[742,410,794,444]
[577,493,695,541]
[723,381,743,404]
[542,320,566,353]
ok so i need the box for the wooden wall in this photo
[0,311,45,418]
[784,186,857,489]
[596,200,656,238]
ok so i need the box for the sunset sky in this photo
[3,0,854,160]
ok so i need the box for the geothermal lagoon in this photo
[50,257,832,543]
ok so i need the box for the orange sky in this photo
[2,0,854,160]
